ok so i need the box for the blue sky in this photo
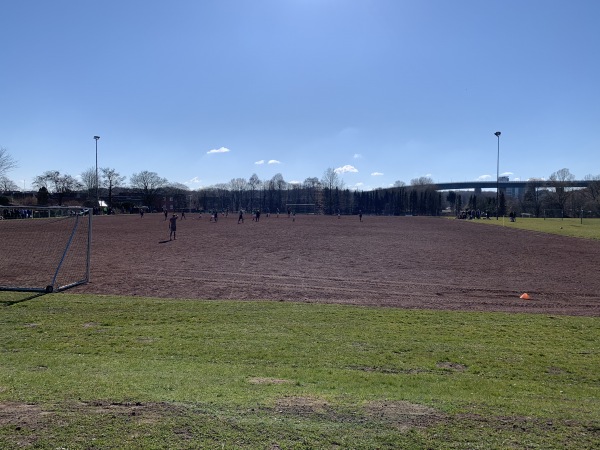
[1,0,598,191]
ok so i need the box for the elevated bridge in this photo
[434,180,591,192]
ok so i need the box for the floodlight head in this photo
[94,136,100,140]
[494,131,501,137]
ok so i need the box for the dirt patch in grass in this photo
[2,400,597,446]
[0,402,46,447]
[0,400,193,447]
[0,402,45,428]
[273,396,444,431]
[348,365,432,375]
[0,400,186,430]
[275,396,330,415]
[249,377,291,384]
[546,366,567,375]
[76,400,188,423]
[365,400,443,430]
[437,361,468,372]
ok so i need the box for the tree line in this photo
[447,169,600,218]
[1,147,599,217]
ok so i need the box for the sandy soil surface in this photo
[68,213,600,316]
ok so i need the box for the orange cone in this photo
[520,293,531,300]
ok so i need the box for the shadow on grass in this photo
[0,292,48,307]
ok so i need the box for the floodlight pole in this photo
[94,136,100,207]
[495,131,501,220]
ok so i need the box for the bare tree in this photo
[549,168,575,212]
[410,176,434,186]
[271,173,286,191]
[303,176,322,206]
[212,183,230,211]
[164,182,190,211]
[583,174,600,214]
[101,168,126,208]
[248,173,260,211]
[130,170,168,208]
[80,167,96,199]
[393,180,406,187]
[321,168,340,188]
[32,170,81,205]
[303,177,320,189]
[229,177,248,210]
[33,170,61,192]
[321,168,341,214]
[522,178,544,217]
[0,147,18,177]
[584,174,600,201]
[271,173,288,210]
[0,176,19,193]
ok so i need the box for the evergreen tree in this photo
[37,186,49,206]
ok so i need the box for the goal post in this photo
[285,203,317,215]
[543,209,564,220]
[0,206,92,293]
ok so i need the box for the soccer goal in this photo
[543,209,564,220]
[285,203,317,215]
[0,206,92,293]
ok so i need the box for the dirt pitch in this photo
[70,213,600,316]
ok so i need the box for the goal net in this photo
[285,204,317,215]
[543,209,564,219]
[0,206,92,293]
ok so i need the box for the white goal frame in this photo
[0,206,92,293]
[285,203,318,215]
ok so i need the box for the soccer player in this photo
[169,213,178,240]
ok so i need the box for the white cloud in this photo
[187,177,202,185]
[334,164,358,174]
[353,153,362,159]
[289,180,301,185]
[478,173,515,181]
[371,172,384,176]
[207,147,230,154]
[268,159,281,164]
[255,160,265,165]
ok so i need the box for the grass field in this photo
[1,293,599,449]
[470,216,600,240]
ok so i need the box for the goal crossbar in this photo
[285,203,317,214]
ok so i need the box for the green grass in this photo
[1,293,599,448]
[470,216,600,240]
